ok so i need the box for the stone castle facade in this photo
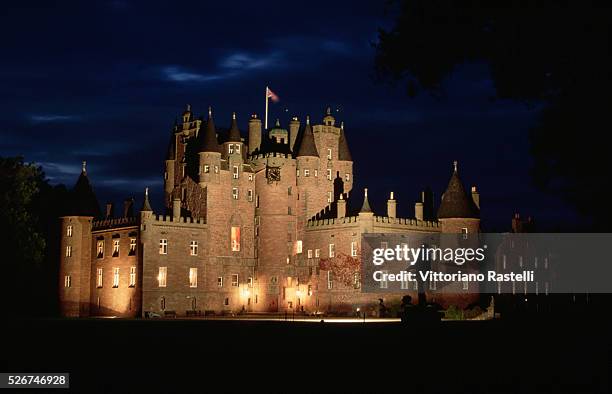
[59,105,481,317]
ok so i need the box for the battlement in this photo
[249,152,293,161]
[373,215,440,232]
[152,215,206,226]
[306,215,359,227]
[92,216,138,231]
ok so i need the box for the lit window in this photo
[345,173,350,182]
[189,268,198,288]
[66,225,73,237]
[327,191,332,203]
[255,195,260,207]
[327,148,332,160]
[502,254,506,270]
[112,268,120,288]
[129,238,136,255]
[314,169,318,177]
[64,275,71,288]
[113,239,120,257]
[235,144,241,153]
[232,187,239,200]
[129,266,136,287]
[190,240,198,256]
[304,169,310,177]
[158,267,167,287]
[229,144,235,154]
[462,227,468,239]
[247,189,253,202]
[296,169,300,177]
[97,268,103,288]
[217,277,223,287]
[233,166,239,179]
[351,241,357,257]
[307,285,312,296]
[247,277,253,287]
[327,169,332,180]
[159,239,168,255]
[248,174,253,181]
[231,226,240,251]
[307,250,313,259]
[97,240,104,259]
[327,271,333,289]
[214,165,219,174]
[315,249,320,258]
[65,245,72,257]
[204,165,210,173]
[231,274,239,287]
[296,240,303,254]
[329,243,335,258]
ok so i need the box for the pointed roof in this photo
[437,161,480,219]
[199,107,220,153]
[166,132,176,160]
[71,161,101,217]
[141,187,152,212]
[338,122,352,161]
[296,116,319,157]
[227,112,241,142]
[360,188,372,213]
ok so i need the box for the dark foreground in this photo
[2,316,610,393]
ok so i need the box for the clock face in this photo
[266,166,281,183]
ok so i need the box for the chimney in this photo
[512,213,522,233]
[337,193,346,218]
[123,198,134,217]
[172,198,181,221]
[289,116,300,152]
[105,202,114,219]
[471,186,480,209]
[387,192,397,218]
[248,114,262,155]
[415,202,424,221]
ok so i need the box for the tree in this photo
[375,0,612,229]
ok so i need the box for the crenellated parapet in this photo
[151,214,206,227]
[92,216,138,231]
[306,215,359,227]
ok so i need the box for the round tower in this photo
[295,116,324,218]
[437,161,480,234]
[248,114,262,155]
[198,107,221,186]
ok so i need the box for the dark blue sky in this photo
[0,0,583,231]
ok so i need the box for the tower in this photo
[437,161,480,233]
[248,114,262,155]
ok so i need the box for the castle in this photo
[58,105,481,317]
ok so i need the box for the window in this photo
[380,241,388,249]
[231,274,239,287]
[255,195,260,207]
[304,169,310,177]
[462,227,468,239]
[380,270,388,289]
[315,249,320,258]
[232,187,239,200]
[189,268,198,288]
[353,272,360,289]
[345,173,350,182]
[214,165,219,174]
[97,240,104,259]
[235,144,241,153]
[231,226,240,251]
[327,191,332,203]
[224,297,229,306]
[113,239,120,257]
[288,186,292,195]
[113,268,120,288]
[351,241,357,257]
[502,254,507,270]
[64,275,71,288]
[307,285,312,296]
[329,243,335,258]
[327,271,333,289]
[327,169,332,180]
[296,169,300,177]
[233,166,239,179]
[519,256,523,268]
[158,267,167,287]
[204,165,210,173]
[65,245,72,257]
[307,250,313,259]
[247,277,253,287]
[159,239,168,255]
[129,266,136,287]
[401,275,409,290]
[296,240,303,254]
[327,148,332,160]
[229,144,235,154]
[248,174,253,181]
[190,240,198,256]
[247,189,253,202]
[314,169,318,177]
[217,277,223,287]
[129,238,136,255]
[97,268,103,288]
[66,225,73,237]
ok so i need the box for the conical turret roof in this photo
[338,123,352,161]
[141,187,152,212]
[296,116,319,157]
[227,112,241,142]
[437,162,480,219]
[199,108,220,153]
[360,188,372,213]
[71,161,101,217]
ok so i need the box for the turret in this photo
[358,188,374,233]
[172,198,181,221]
[223,112,244,159]
[248,114,262,155]
[140,187,153,220]
[387,192,396,218]
[471,186,480,209]
[322,106,335,126]
[198,107,221,185]
[71,161,101,218]
[437,161,480,233]
[289,116,300,152]
[337,193,346,218]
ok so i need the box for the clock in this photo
[266,166,281,183]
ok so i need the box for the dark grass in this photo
[2,316,610,393]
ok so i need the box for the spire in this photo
[337,123,352,161]
[166,131,176,160]
[141,187,152,212]
[275,118,281,127]
[437,161,480,219]
[227,112,241,142]
[71,161,101,217]
[199,107,219,152]
[81,161,87,174]
[296,116,319,157]
[360,188,372,213]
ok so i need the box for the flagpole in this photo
[265,86,269,130]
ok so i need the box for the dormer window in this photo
[229,144,235,154]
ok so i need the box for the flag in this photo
[266,87,280,103]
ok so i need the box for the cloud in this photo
[219,51,284,70]
[162,66,224,83]
[29,114,81,123]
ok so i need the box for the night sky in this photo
[0,1,583,231]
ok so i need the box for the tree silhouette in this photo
[375,0,612,229]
